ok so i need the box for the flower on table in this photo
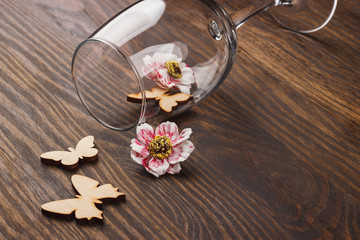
[130,121,194,177]
[142,52,195,94]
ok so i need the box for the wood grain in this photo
[1,0,360,239]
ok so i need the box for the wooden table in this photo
[1,0,359,239]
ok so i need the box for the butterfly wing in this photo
[40,151,79,167]
[75,136,98,160]
[127,87,169,103]
[93,184,125,200]
[41,198,103,220]
[41,198,82,215]
[71,175,100,197]
[158,93,192,112]
[74,200,103,220]
[71,175,123,200]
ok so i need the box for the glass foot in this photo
[270,0,337,33]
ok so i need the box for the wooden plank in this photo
[1,0,359,238]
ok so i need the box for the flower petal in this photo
[136,123,155,145]
[167,54,182,63]
[180,72,195,84]
[152,52,166,65]
[154,52,181,63]
[152,52,181,67]
[147,158,170,177]
[179,64,195,83]
[131,150,150,165]
[176,84,191,94]
[172,128,192,146]
[130,139,149,156]
[175,64,194,94]
[156,68,176,89]
[168,140,194,164]
[143,55,154,66]
[155,121,179,141]
[167,163,182,174]
[131,154,160,177]
[142,66,157,80]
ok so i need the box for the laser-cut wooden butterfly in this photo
[41,175,125,221]
[40,136,98,170]
[127,87,192,113]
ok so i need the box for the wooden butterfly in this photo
[127,87,192,113]
[40,136,98,170]
[41,175,125,221]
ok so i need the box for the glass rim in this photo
[71,37,146,131]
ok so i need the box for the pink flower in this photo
[130,121,194,177]
[142,52,195,94]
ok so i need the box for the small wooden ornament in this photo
[127,87,192,113]
[40,136,98,170]
[41,175,125,221]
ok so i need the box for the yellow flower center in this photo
[165,61,182,79]
[148,135,173,160]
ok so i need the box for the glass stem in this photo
[230,0,290,29]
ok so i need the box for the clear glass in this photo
[72,0,337,131]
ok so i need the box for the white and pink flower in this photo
[142,52,195,94]
[130,121,194,177]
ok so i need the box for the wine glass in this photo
[72,0,337,131]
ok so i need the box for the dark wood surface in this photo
[1,0,360,239]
